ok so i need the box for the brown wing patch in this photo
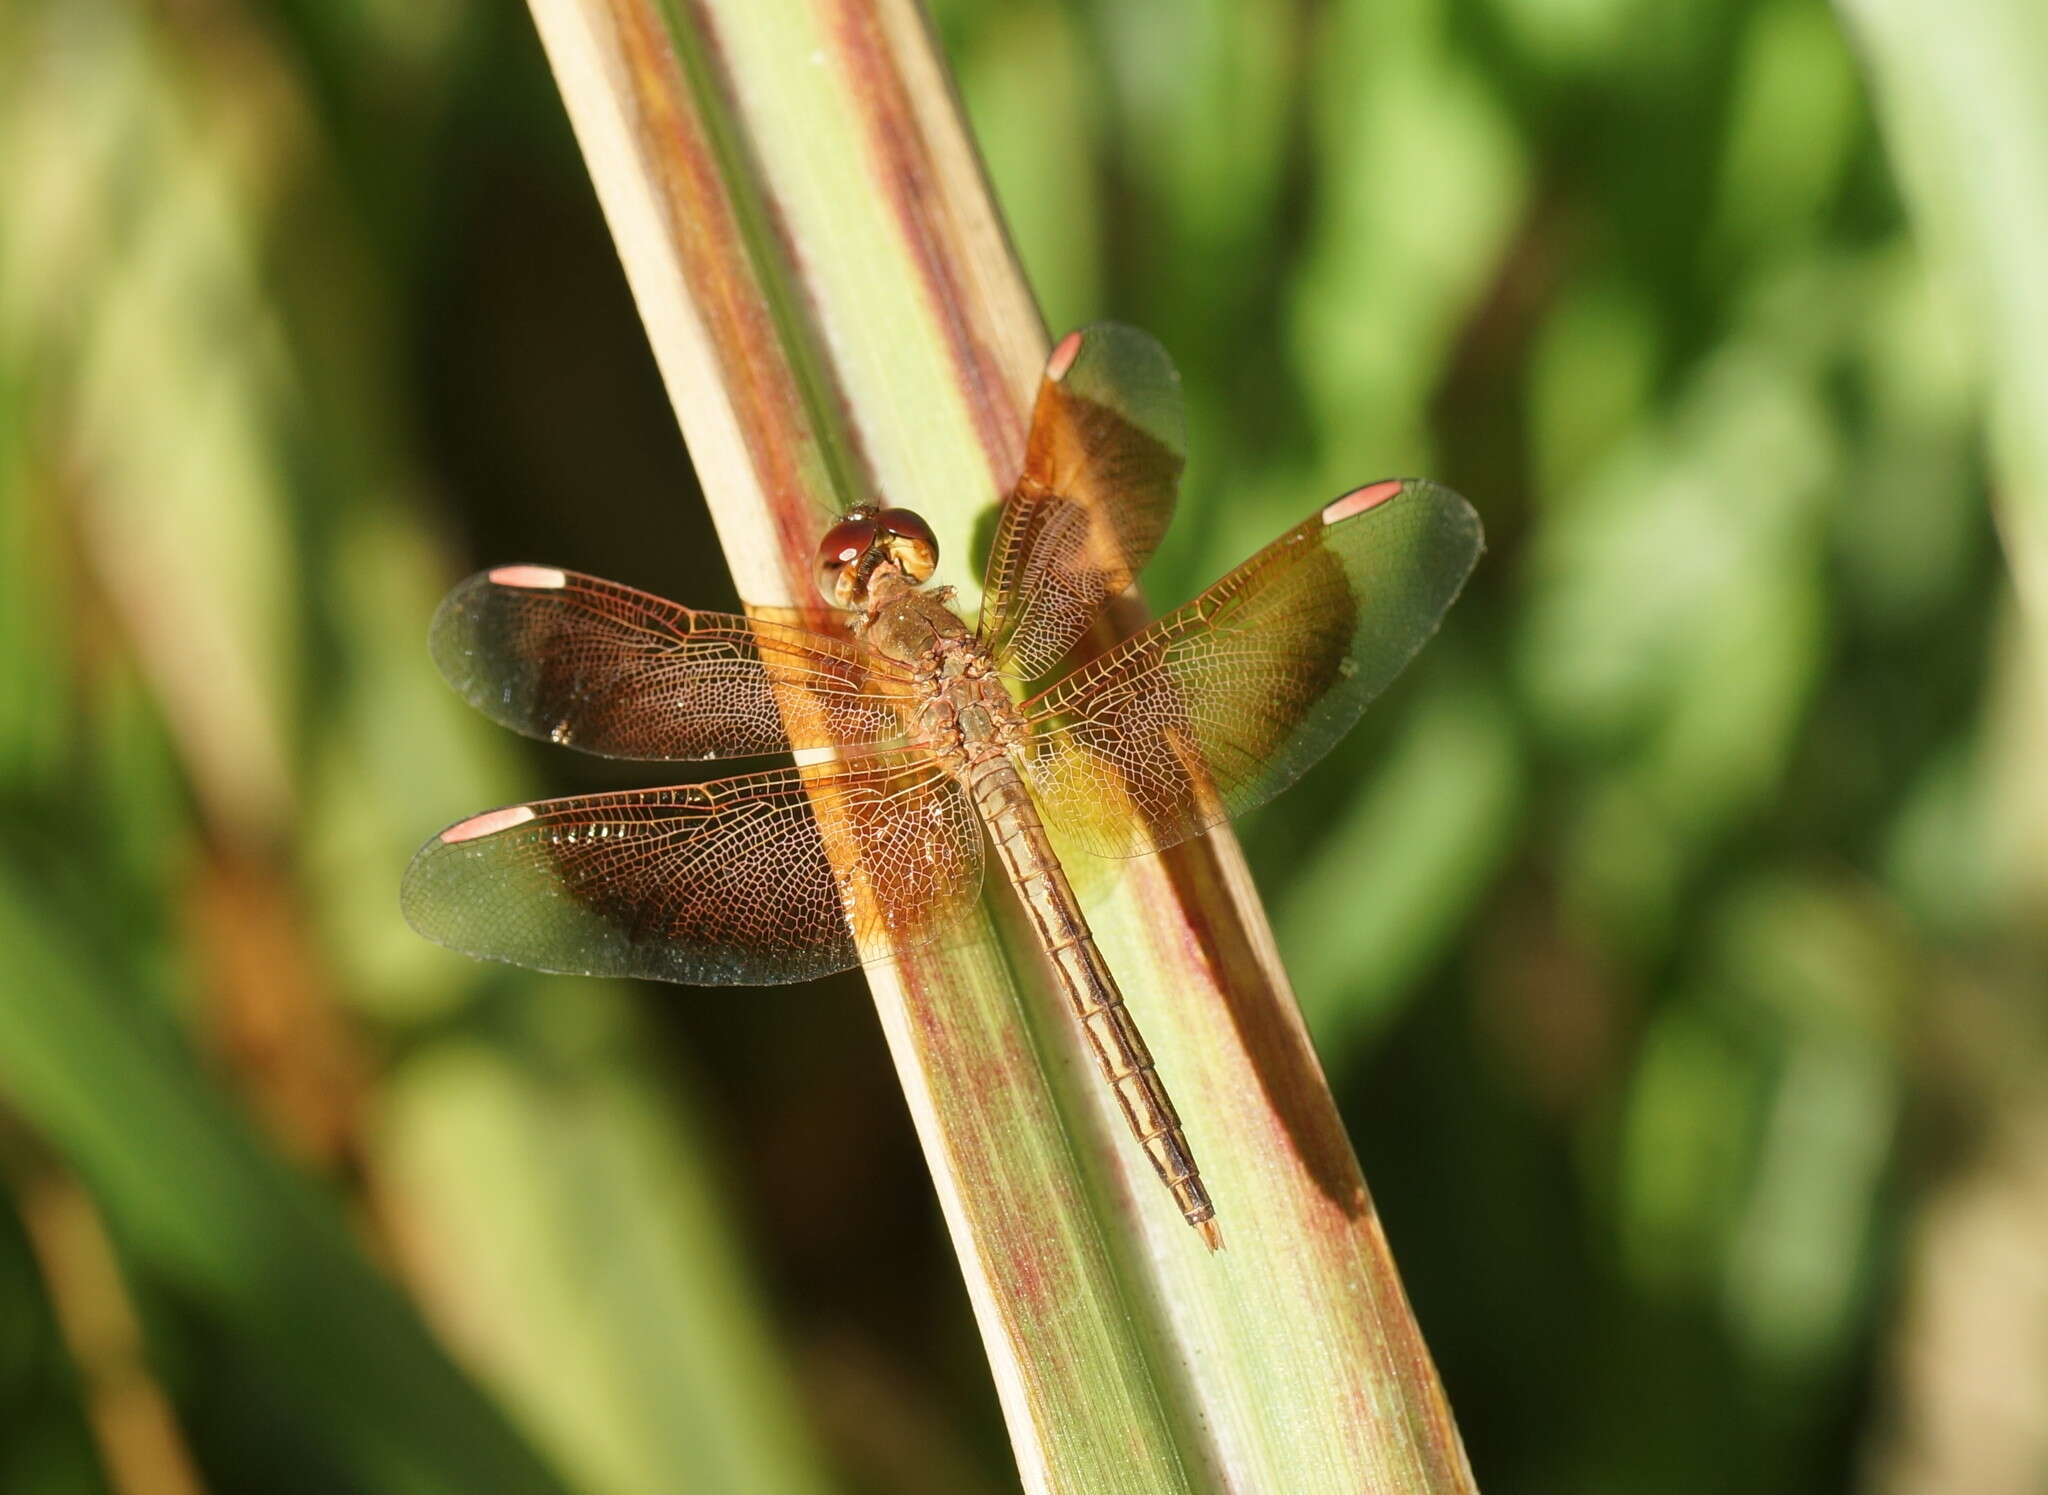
[431,567,917,760]
[977,324,1186,681]
[1021,480,1482,857]
[403,754,982,985]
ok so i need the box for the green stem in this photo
[527,1,1476,1489]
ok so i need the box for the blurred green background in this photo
[3,0,2044,1491]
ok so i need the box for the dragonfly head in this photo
[814,506,940,608]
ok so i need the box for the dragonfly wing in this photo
[432,566,916,760]
[402,754,981,985]
[1020,480,1482,858]
[976,325,1186,682]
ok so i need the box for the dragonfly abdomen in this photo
[966,759,1220,1249]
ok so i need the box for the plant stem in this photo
[526,1,1477,1488]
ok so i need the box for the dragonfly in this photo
[403,325,1481,1249]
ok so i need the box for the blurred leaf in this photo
[1867,1087,2048,1495]
[1711,878,1902,1377]
[1281,666,1524,1061]
[1288,0,1527,494]
[1618,873,1903,1387]
[303,513,524,1023]
[1528,277,1663,503]
[1618,1002,1762,1294]
[0,858,574,1495]
[949,2,1102,329]
[1838,0,2048,650]
[1485,0,1646,72]
[1837,0,2048,920]
[0,1187,109,1495]
[1522,273,1856,946]
[1884,736,1998,939]
[1523,317,1836,756]
[1089,0,1294,266]
[1834,245,1983,629]
[378,1006,835,1495]
[1707,0,1862,265]
[4,3,300,841]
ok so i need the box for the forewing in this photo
[431,566,916,760]
[976,324,1186,681]
[1020,480,1482,857]
[401,754,982,985]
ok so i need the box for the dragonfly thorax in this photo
[859,579,976,670]
[908,641,1023,775]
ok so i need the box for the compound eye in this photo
[873,508,939,585]
[814,515,877,607]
